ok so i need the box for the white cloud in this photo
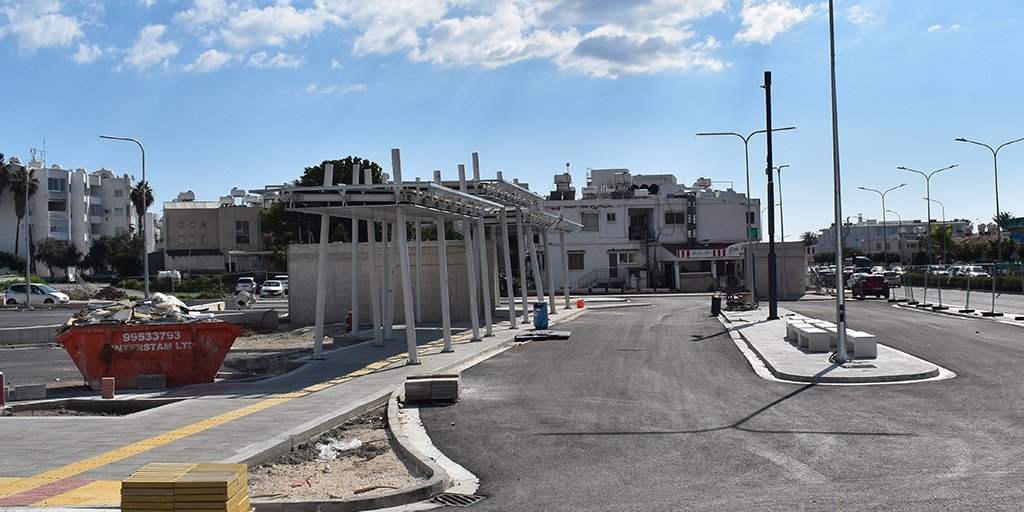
[559,25,727,78]
[735,0,820,44]
[221,3,338,49]
[0,0,85,54]
[845,5,876,26]
[927,23,963,34]
[330,58,343,69]
[184,48,233,72]
[123,24,179,70]
[72,42,102,63]
[247,51,304,69]
[306,82,367,94]
[927,24,942,33]
[138,0,156,8]
[172,0,228,29]
[337,0,447,56]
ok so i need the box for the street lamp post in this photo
[100,135,149,299]
[774,165,789,299]
[697,126,795,305]
[923,197,947,263]
[897,164,956,308]
[955,136,1024,316]
[886,209,903,265]
[857,183,906,268]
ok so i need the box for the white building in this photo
[0,157,149,269]
[816,214,972,263]
[541,169,760,292]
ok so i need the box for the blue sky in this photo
[1,0,1022,240]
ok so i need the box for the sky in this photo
[1,0,1023,240]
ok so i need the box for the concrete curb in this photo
[719,312,940,384]
[0,324,60,345]
[892,302,1024,325]
[250,390,449,512]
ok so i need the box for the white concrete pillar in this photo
[476,217,494,336]
[559,230,571,310]
[515,208,531,323]
[543,229,557,314]
[500,208,518,328]
[383,222,395,341]
[433,170,453,351]
[415,215,423,323]
[458,164,481,341]
[526,223,546,307]
[368,218,383,346]
[392,148,419,365]
[349,163,360,336]
[312,163,334,359]
[491,226,501,307]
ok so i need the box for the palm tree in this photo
[0,153,11,215]
[801,231,818,246]
[9,165,39,255]
[993,211,1014,229]
[130,180,154,235]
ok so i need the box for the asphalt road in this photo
[420,296,1024,511]
[0,308,75,328]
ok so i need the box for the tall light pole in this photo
[955,136,1024,267]
[827,0,848,363]
[886,209,903,265]
[697,125,795,304]
[774,165,789,299]
[100,135,149,299]
[857,183,906,268]
[897,164,956,264]
[923,197,947,263]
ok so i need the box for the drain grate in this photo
[842,363,877,369]
[430,493,488,507]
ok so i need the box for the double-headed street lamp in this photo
[697,126,795,304]
[896,164,957,264]
[955,136,1024,267]
[923,197,947,263]
[857,183,906,267]
[99,135,149,299]
[886,209,904,265]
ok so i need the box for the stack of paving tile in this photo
[121,463,251,512]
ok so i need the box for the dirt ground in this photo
[231,323,371,352]
[247,406,427,501]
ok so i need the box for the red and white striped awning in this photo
[676,248,728,259]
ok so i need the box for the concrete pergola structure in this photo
[440,164,582,328]
[258,150,504,365]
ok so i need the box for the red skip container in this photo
[57,321,243,390]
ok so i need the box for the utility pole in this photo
[763,71,778,320]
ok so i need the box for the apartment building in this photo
[816,214,973,263]
[161,190,267,273]
[541,169,762,293]
[0,157,144,265]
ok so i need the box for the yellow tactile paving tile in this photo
[32,480,122,507]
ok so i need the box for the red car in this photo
[852,274,889,299]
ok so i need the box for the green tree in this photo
[130,180,155,235]
[34,238,82,277]
[0,153,11,217]
[84,232,141,275]
[9,164,39,255]
[261,156,386,269]
[994,211,1014,228]
[801,231,818,246]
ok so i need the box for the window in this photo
[747,211,756,225]
[47,177,66,192]
[200,221,207,228]
[48,201,67,212]
[49,218,68,233]
[200,236,207,244]
[189,235,196,245]
[89,204,102,216]
[178,221,185,228]
[664,211,685,225]
[581,212,599,232]
[114,207,125,217]
[606,212,617,223]
[568,252,585,270]
[617,252,637,265]
[189,221,196,229]
[178,235,185,246]
[114,189,124,198]
[236,220,251,244]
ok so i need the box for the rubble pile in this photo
[62,293,217,331]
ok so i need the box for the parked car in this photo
[274,275,289,294]
[852,274,889,299]
[259,280,286,297]
[235,277,257,293]
[952,265,989,278]
[846,272,869,289]
[926,265,949,276]
[871,266,886,274]
[882,271,902,288]
[5,283,71,305]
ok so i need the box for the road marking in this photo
[0,330,467,505]
[32,479,121,507]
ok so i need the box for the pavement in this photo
[0,302,587,510]
[720,306,949,384]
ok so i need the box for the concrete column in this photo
[312,163,334,359]
[392,148,419,365]
[434,170,453,351]
[491,226,501,307]
[526,223,546,307]
[458,164,481,341]
[543,229,557,314]
[500,209,518,328]
[383,221,395,341]
[415,214,423,322]
[515,208,531,323]
[349,163,360,336]
[476,217,494,336]
[559,230,571,310]
[368,218,383,346]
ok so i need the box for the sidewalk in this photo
[720,307,949,384]
[0,305,587,509]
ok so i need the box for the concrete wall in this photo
[287,238,496,326]
[753,241,808,300]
